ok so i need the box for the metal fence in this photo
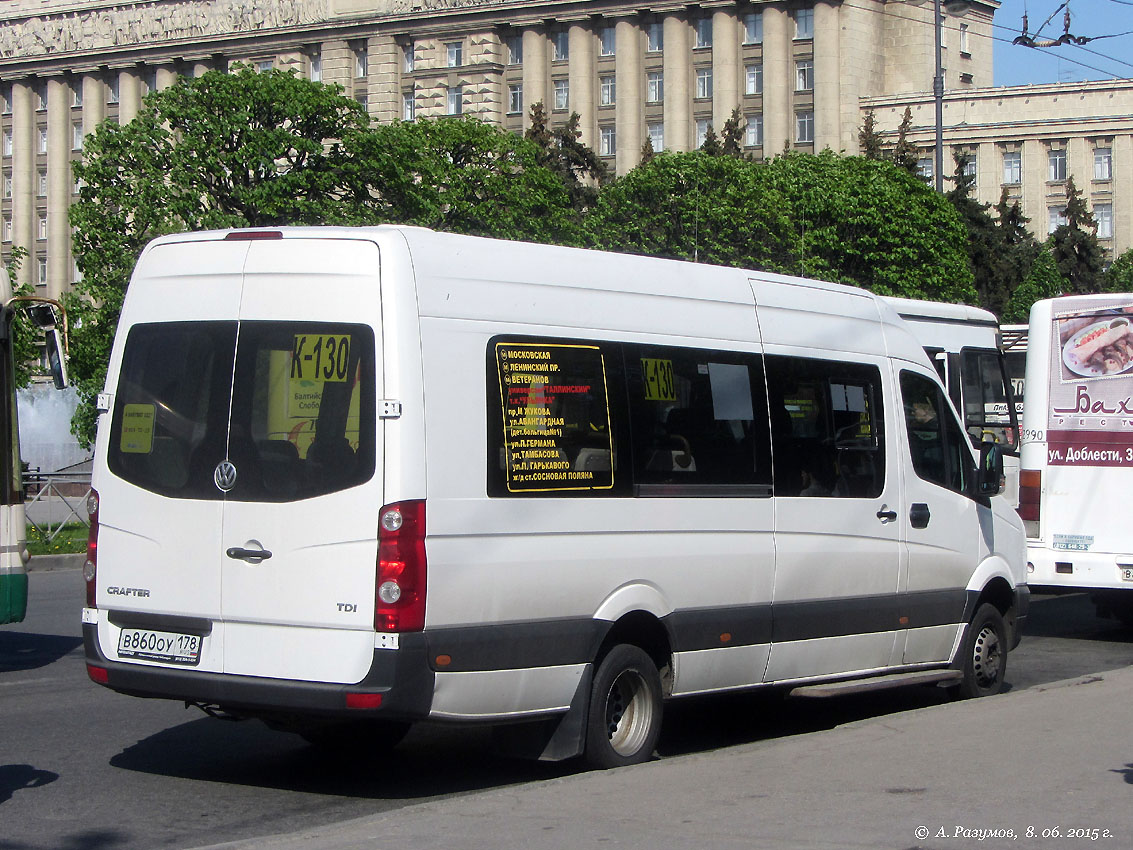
[24,469,93,543]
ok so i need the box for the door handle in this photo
[876,505,898,523]
[909,503,931,529]
[226,546,273,563]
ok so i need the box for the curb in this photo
[27,552,85,571]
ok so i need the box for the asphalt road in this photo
[2,568,1131,850]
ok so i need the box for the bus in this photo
[0,267,69,625]
[1020,294,1133,626]
[883,298,1021,505]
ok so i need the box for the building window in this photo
[2,217,10,242]
[553,79,569,111]
[696,67,712,99]
[746,64,763,95]
[647,71,663,104]
[73,174,82,194]
[917,156,934,180]
[508,84,523,115]
[404,43,415,73]
[960,153,977,178]
[744,12,763,44]
[2,130,10,157]
[355,93,368,112]
[1048,148,1067,182]
[257,60,273,73]
[37,257,47,286]
[107,77,119,105]
[796,110,814,143]
[696,17,712,49]
[72,85,83,107]
[355,43,368,78]
[1048,206,1067,234]
[1096,203,1113,239]
[38,214,47,240]
[1094,147,1113,180]
[403,91,415,121]
[1002,149,1021,184]
[37,127,47,154]
[600,25,616,57]
[795,8,815,40]
[447,85,463,115]
[36,84,47,110]
[600,75,616,106]
[746,114,764,147]
[446,41,463,68]
[796,60,813,92]
[648,122,664,153]
[959,23,970,55]
[647,22,663,53]
[599,125,615,156]
[553,30,569,61]
[696,118,709,148]
[506,35,521,65]
[37,169,47,197]
[309,52,322,82]
[2,173,9,198]
[72,123,83,151]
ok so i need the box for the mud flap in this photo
[492,664,593,762]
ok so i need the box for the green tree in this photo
[699,125,721,156]
[947,151,1003,313]
[584,151,796,271]
[342,116,579,244]
[67,66,370,446]
[1104,249,1133,293]
[890,107,919,175]
[1049,176,1106,294]
[761,151,976,301]
[858,109,884,160]
[991,188,1042,317]
[525,104,606,211]
[720,108,745,158]
[1002,247,1063,323]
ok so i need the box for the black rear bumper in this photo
[83,623,435,721]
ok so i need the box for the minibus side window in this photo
[959,347,1019,453]
[901,370,974,495]
[624,345,771,495]
[486,336,628,497]
[764,355,885,498]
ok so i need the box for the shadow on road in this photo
[0,631,83,673]
[1024,593,1133,643]
[0,763,57,805]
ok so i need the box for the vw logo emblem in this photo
[214,460,238,492]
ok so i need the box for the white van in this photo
[82,227,1027,767]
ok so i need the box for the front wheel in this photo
[584,644,663,769]
[955,603,1008,699]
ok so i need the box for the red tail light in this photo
[85,489,99,608]
[1018,469,1040,522]
[375,500,426,632]
[87,664,109,685]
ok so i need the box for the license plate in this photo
[117,628,202,666]
[1122,568,1133,582]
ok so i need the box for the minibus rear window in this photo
[108,321,376,501]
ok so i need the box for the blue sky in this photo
[992,0,1133,86]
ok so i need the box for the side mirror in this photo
[978,441,1004,497]
[25,303,59,329]
[45,327,67,389]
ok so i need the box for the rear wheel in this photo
[584,644,663,769]
[955,603,1007,698]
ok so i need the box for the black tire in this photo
[955,603,1008,699]
[298,719,411,752]
[584,644,663,769]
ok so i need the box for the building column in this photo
[614,17,642,174]
[522,28,548,126]
[155,65,179,92]
[662,14,690,152]
[762,5,791,154]
[46,76,70,300]
[568,22,595,146]
[1115,134,1133,254]
[370,34,399,123]
[711,9,739,133]
[118,68,142,124]
[81,74,106,137]
[813,1,841,152]
[10,80,35,288]
[1021,138,1046,237]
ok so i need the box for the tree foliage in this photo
[525,103,607,211]
[947,151,1004,314]
[858,110,884,160]
[1104,249,1133,294]
[1002,247,1063,323]
[1050,176,1106,294]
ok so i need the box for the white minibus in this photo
[883,298,1021,506]
[1020,294,1133,626]
[82,227,1027,767]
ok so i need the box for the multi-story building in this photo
[0,0,1124,303]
